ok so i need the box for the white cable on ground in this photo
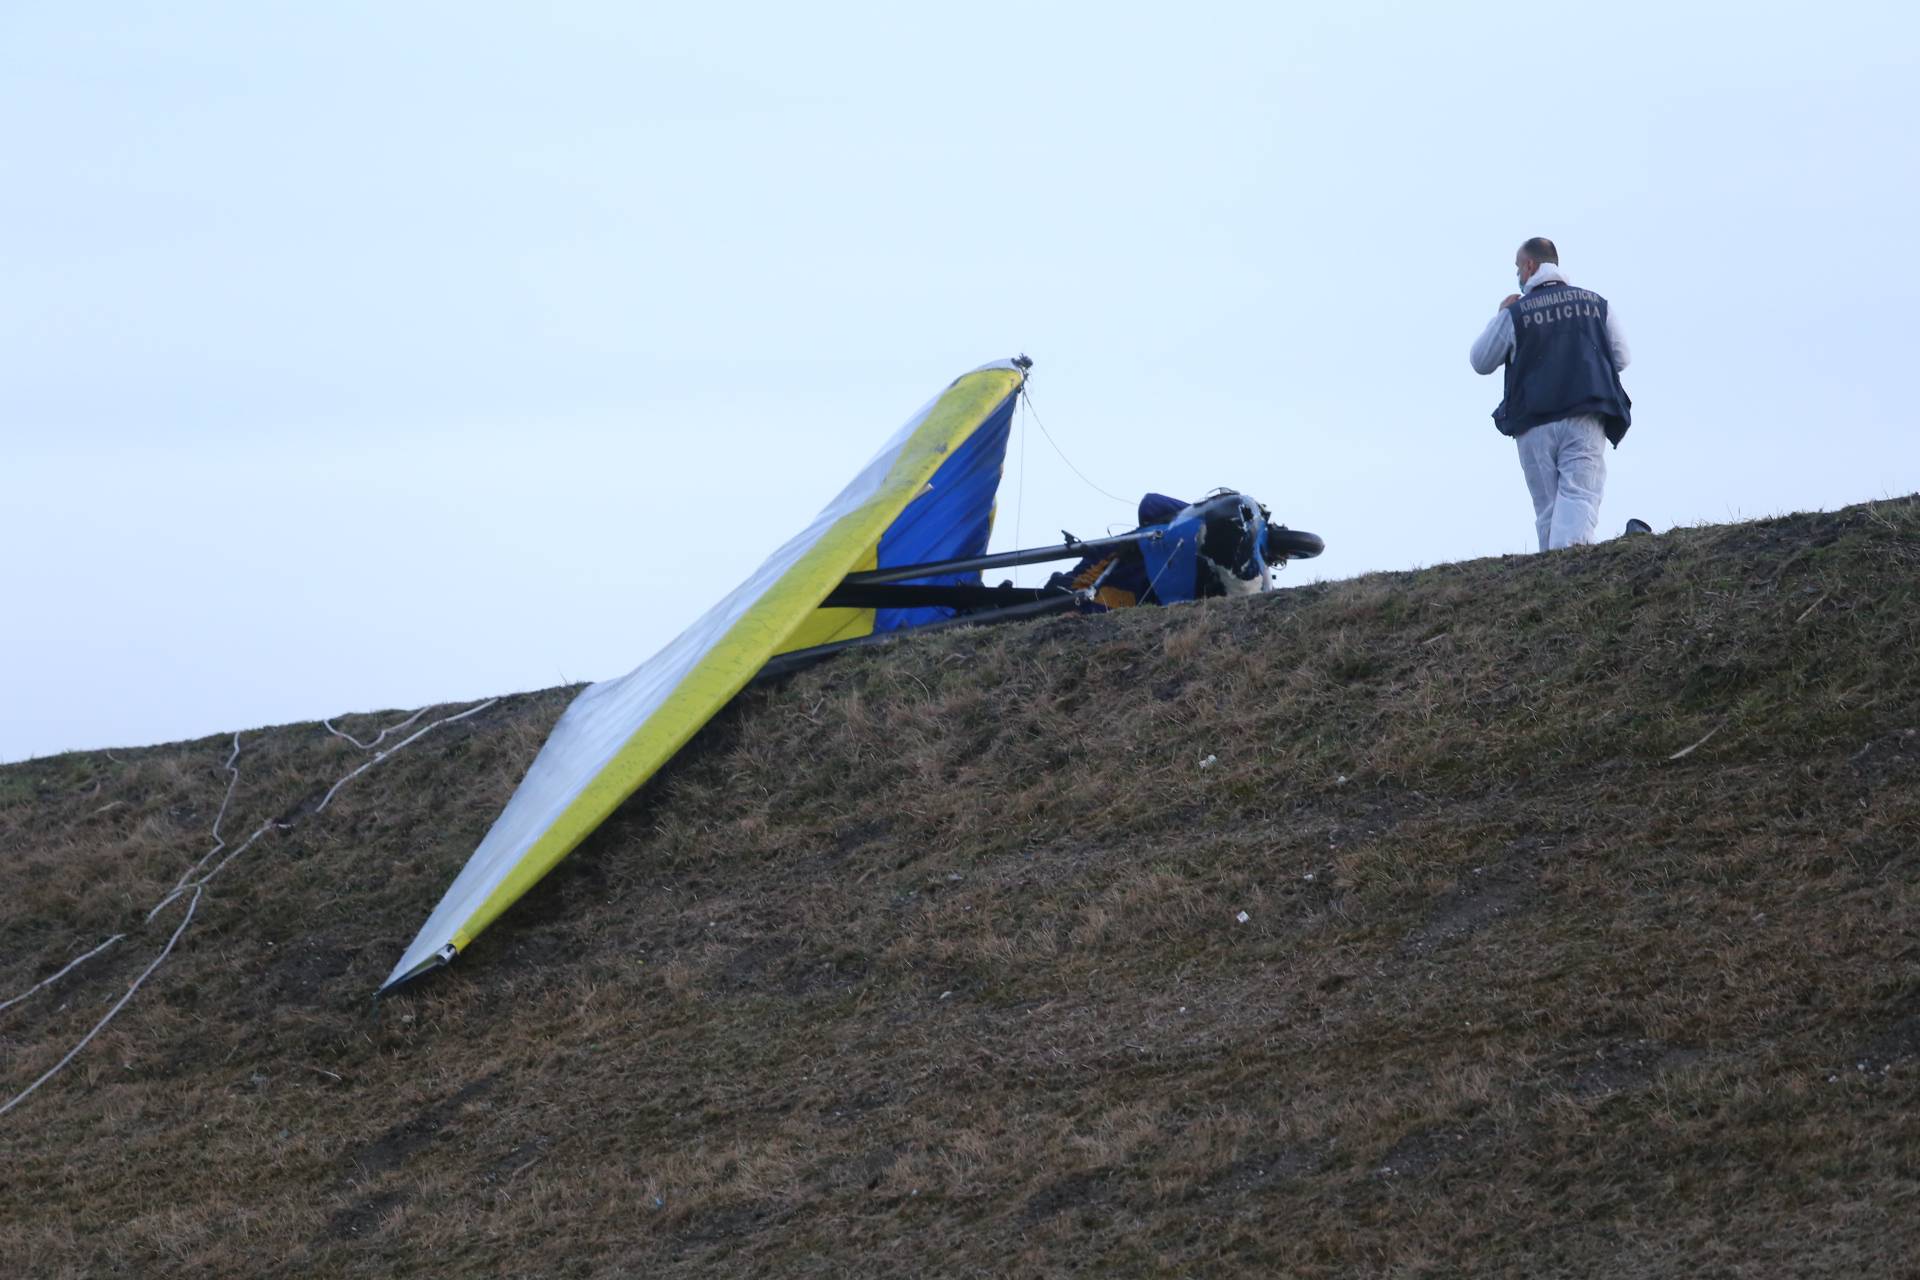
[323,706,429,751]
[153,700,498,918]
[0,890,200,1119]
[314,699,496,815]
[0,697,498,1119]
[0,934,126,1015]
[146,816,282,923]
[167,734,245,897]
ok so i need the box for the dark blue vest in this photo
[1494,281,1632,445]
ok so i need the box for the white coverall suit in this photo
[1469,264,1632,550]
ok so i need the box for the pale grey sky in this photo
[4,1,1916,761]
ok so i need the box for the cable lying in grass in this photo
[157,732,267,909]
[0,889,203,1119]
[0,934,127,1016]
[0,731,257,1019]
[322,706,430,751]
[0,698,497,1120]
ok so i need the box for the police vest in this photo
[1494,281,1633,445]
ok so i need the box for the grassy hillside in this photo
[2,497,1917,1278]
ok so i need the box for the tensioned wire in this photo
[1020,384,1133,507]
[1009,382,1141,586]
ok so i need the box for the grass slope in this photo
[2,498,1917,1278]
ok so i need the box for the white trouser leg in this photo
[1515,428,1559,552]
[1545,420,1608,549]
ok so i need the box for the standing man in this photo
[1470,238,1632,550]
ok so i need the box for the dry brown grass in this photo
[2,496,1918,1277]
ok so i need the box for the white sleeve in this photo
[1606,308,1630,371]
[1469,309,1514,375]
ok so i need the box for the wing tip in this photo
[377,942,458,997]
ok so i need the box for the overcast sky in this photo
[4,1,1916,761]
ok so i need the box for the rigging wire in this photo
[1012,390,1029,587]
[1020,384,1133,507]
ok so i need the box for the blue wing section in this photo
[871,393,1017,633]
[1140,511,1203,603]
[1136,492,1186,526]
[1093,493,1189,605]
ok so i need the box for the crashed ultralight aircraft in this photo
[381,357,1321,991]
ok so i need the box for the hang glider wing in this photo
[380,360,1024,991]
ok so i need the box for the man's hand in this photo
[1498,293,1520,311]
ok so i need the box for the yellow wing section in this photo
[382,363,1023,990]
[774,546,877,654]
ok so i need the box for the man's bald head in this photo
[1515,237,1559,287]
